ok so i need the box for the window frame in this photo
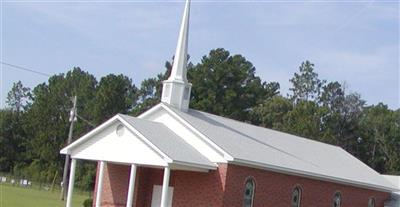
[242,177,256,207]
[368,197,375,207]
[332,191,342,207]
[291,185,302,207]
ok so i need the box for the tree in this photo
[188,48,279,121]
[250,96,292,131]
[320,81,345,111]
[318,81,346,144]
[289,61,325,103]
[6,81,31,113]
[93,74,138,123]
[337,93,365,152]
[0,110,16,171]
[24,68,98,182]
[359,103,399,173]
[132,59,174,116]
[284,100,325,140]
[1,81,31,172]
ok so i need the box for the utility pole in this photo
[60,96,77,200]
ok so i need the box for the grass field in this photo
[1,184,90,207]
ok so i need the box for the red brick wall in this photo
[93,162,228,207]
[93,162,391,207]
[135,167,165,207]
[172,164,227,207]
[134,164,228,207]
[99,163,130,207]
[223,164,391,207]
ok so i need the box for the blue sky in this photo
[1,1,399,109]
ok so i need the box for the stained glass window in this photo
[368,198,375,207]
[332,192,342,207]
[243,178,255,207]
[291,186,302,207]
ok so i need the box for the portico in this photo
[60,114,217,207]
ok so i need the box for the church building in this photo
[60,1,400,206]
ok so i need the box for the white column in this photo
[95,161,106,207]
[66,159,76,207]
[160,166,171,207]
[126,164,137,207]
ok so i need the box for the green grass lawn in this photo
[1,184,90,207]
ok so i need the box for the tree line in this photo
[1,48,399,191]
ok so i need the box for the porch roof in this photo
[118,114,217,169]
[60,114,217,170]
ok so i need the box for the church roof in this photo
[118,114,216,169]
[165,104,397,192]
[61,114,216,170]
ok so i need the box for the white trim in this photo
[61,115,173,164]
[95,161,105,207]
[118,115,173,163]
[66,159,76,207]
[230,159,397,193]
[143,103,233,161]
[126,164,137,207]
[60,115,120,154]
[160,166,171,207]
[162,104,233,160]
[140,104,396,193]
[171,160,217,170]
[61,114,217,171]
[137,103,163,119]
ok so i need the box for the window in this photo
[368,198,375,207]
[332,192,342,207]
[116,124,125,137]
[163,85,170,98]
[183,87,190,100]
[243,178,255,207]
[291,186,302,207]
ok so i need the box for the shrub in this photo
[83,198,93,207]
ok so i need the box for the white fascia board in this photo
[70,157,168,169]
[230,159,397,193]
[60,113,173,164]
[116,115,173,163]
[382,175,400,192]
[60,115,120,154]
[172,160,218,170]
[137,103,164,119]
[159,104,234,161]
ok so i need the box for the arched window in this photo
[368,198,375,207]
[332,192,342,207]
[243,178,255,207]
[291,186,302,207]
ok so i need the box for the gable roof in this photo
[61,114,216,170]
[118,114,216,169]
[164,104,396,192]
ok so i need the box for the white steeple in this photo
[161,0,192,112]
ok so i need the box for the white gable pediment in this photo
[62,118,168,167]
[139,104,231,163]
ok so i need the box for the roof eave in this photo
[230,159,397,193]
[159,103,234,161]
[59,115,121,155]
[171,160,218,172]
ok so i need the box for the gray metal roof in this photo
[166,105,396,191]
[118,114,215,169]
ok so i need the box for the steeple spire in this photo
[161,0,192,112]
[168,0,190,82]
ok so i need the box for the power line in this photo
[1,61,51,77]
[76,114,96,127]
[2,61,97,127]
[1,61,97,126]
